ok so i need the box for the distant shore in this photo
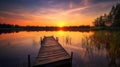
[90,27,120,31]
[0,26,120,30]
[0,26,120,35]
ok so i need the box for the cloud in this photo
[91,0,115,3]
[84,0,89,6]
[65,6,88,14]
[80,1,114,16]
[69,0,73,8]
[0,0,116,26]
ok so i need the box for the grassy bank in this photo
[90,27,120,31]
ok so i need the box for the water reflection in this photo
[0,31,120,67]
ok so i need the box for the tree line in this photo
[0,23,90,32]
[93,3,120,27]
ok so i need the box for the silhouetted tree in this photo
[93,3,120,27]
[93,14,107,27]
[112,4,120,27]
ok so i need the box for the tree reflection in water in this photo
[82,31,120,67]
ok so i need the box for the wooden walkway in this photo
[34,36,72,67]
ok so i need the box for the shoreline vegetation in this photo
[0,24,91,33]
[0,23,120,35]
[93,3,120,27]
[0,3,120,34]
[0,24,120,34]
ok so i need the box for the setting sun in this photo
[58,22,65,27]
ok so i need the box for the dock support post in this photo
[71,52,73,63]
[28,55,31,67]
[56,37,59,41]
[40,37,43,44]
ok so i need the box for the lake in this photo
[0,30,120,67]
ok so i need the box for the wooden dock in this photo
[33,36,72,67]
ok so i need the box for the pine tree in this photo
[112,3,120,27]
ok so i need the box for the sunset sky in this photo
[0,0,117,26]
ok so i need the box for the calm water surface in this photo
[0,31,120,67]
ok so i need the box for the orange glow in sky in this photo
[58,22,65,27]
[0,0,115,26]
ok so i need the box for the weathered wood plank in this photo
[34,36,72,67]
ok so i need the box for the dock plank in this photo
[34,36,72,67]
